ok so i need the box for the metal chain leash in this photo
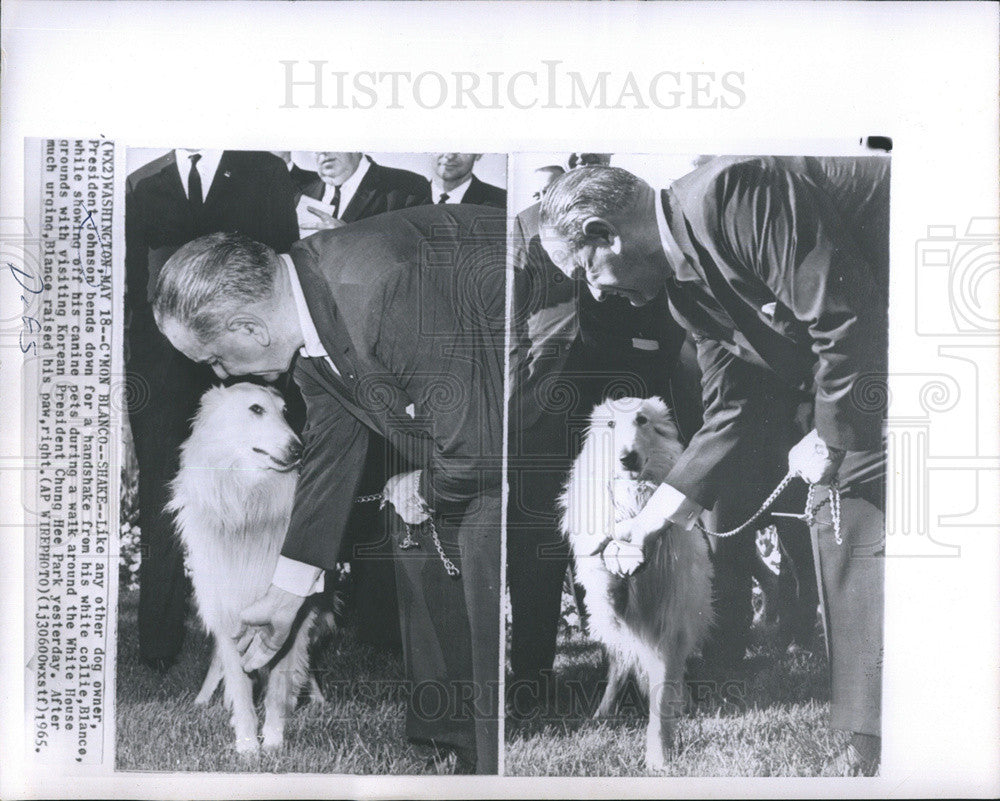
[693,471,843,545]
[693,471,797,538]
[354,491,460,577]
[354,492,385,505]
[806,480,843,545]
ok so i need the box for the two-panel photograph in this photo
[114,147,889,778]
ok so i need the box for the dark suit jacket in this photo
[660,156,890,508]
[510,202,692,437]
[125,150,299,359]
[281,205,506,570]
[461,175,507,209]
[292,156,431,221]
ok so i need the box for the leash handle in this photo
[363,491,460,577]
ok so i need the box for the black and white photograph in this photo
[116,149,507,774]
[3,2,999,799]
[506,151,889,776]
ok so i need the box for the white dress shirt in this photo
[174,149,223,200]
[271,254,340,597]
[431,174,473,204]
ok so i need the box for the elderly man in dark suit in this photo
[293,152,431,233]
[125,149,299,670]
[431,153,507,208]
[150,205,504,774]
[538,157,889,775]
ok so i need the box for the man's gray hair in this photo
[152,232,278,343]
[539,166,642,248]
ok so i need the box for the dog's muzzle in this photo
[254,439,302,472]
[619,450,641,474]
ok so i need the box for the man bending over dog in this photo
[151,205,504,774]
[538,157,889,776]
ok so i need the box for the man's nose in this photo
[587,283,605,302]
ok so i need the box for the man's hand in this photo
[788,429,845,485]
[305,206,346,230]
[233,584,305,672]
[614,482,702,544]
[382,470,431,525]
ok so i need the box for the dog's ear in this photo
[225,314,271,347]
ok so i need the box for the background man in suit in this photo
[528,165,565,203]
[538,158,889,775]
[150,205,505,774]
[293,151,431,236]
[125,149,299,670]
[431,153,507,208]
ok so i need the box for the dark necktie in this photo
[437,192,449,204]
[188,153,203,216]
[330,184,342,218]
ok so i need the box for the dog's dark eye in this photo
[606,420,615,429]
[249,404,265,416]
[635,414,648,426]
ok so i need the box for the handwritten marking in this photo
[75,204,108,289]
[8,262,43,355]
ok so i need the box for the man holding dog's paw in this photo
[539,157,889,776]
[151,205,504,774]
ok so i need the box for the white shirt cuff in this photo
[272,556,325,596]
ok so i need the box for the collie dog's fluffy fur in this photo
[169,383,320,753]
[560,396,713,771]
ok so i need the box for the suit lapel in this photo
[291,250,362,383]
[203,151,234,208]
[340,158,379,222]
[296,355,383,433]
[464,175,483,204]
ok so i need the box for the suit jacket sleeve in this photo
[713,160,888,451]
[376,264,503,511]
[280,358,370,569]
[665,335,776,509]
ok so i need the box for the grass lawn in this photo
[115,588,434,774]
[505,623,851,777]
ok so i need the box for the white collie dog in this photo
[169,383,319,753]
[560,396,713,771]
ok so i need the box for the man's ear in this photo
[581,216,623,253]
[226,314,271,347]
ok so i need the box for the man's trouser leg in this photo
[392,491,501,773]
[811,449,885,737]
[454,490,501,773]
[701,385,805,669]
[392,513,476,762]
[507,401,571,698]
[128,342,213,666]
[344,435,401,651]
